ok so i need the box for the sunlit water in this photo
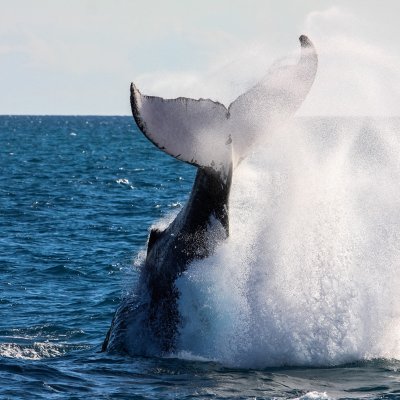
[1,115,400,399]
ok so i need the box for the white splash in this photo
[294,392,331,400]
[0,342,66,360]
[176,117,400,368]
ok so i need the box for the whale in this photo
[102,35,318,356]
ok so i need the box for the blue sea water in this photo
[1,115,400,399]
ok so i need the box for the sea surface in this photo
[1,115,400,399]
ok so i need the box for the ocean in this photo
[1,115,400,399]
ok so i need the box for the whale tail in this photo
[130,35,318,172]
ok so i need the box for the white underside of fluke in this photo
[131,35,318,172]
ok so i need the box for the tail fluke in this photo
[228,35,318,162]
[131,35,318,170]
[131,85,232,173]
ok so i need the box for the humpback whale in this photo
[102,35,318,356]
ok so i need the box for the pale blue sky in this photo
[1,0,399,115]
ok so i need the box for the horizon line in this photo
[2,114,400,118]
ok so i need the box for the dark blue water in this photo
[1,115,400,399]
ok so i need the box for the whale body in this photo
[102,35,318,355]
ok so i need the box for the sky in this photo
[1,0,400,115]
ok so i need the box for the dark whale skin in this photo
[102,165,232,355]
